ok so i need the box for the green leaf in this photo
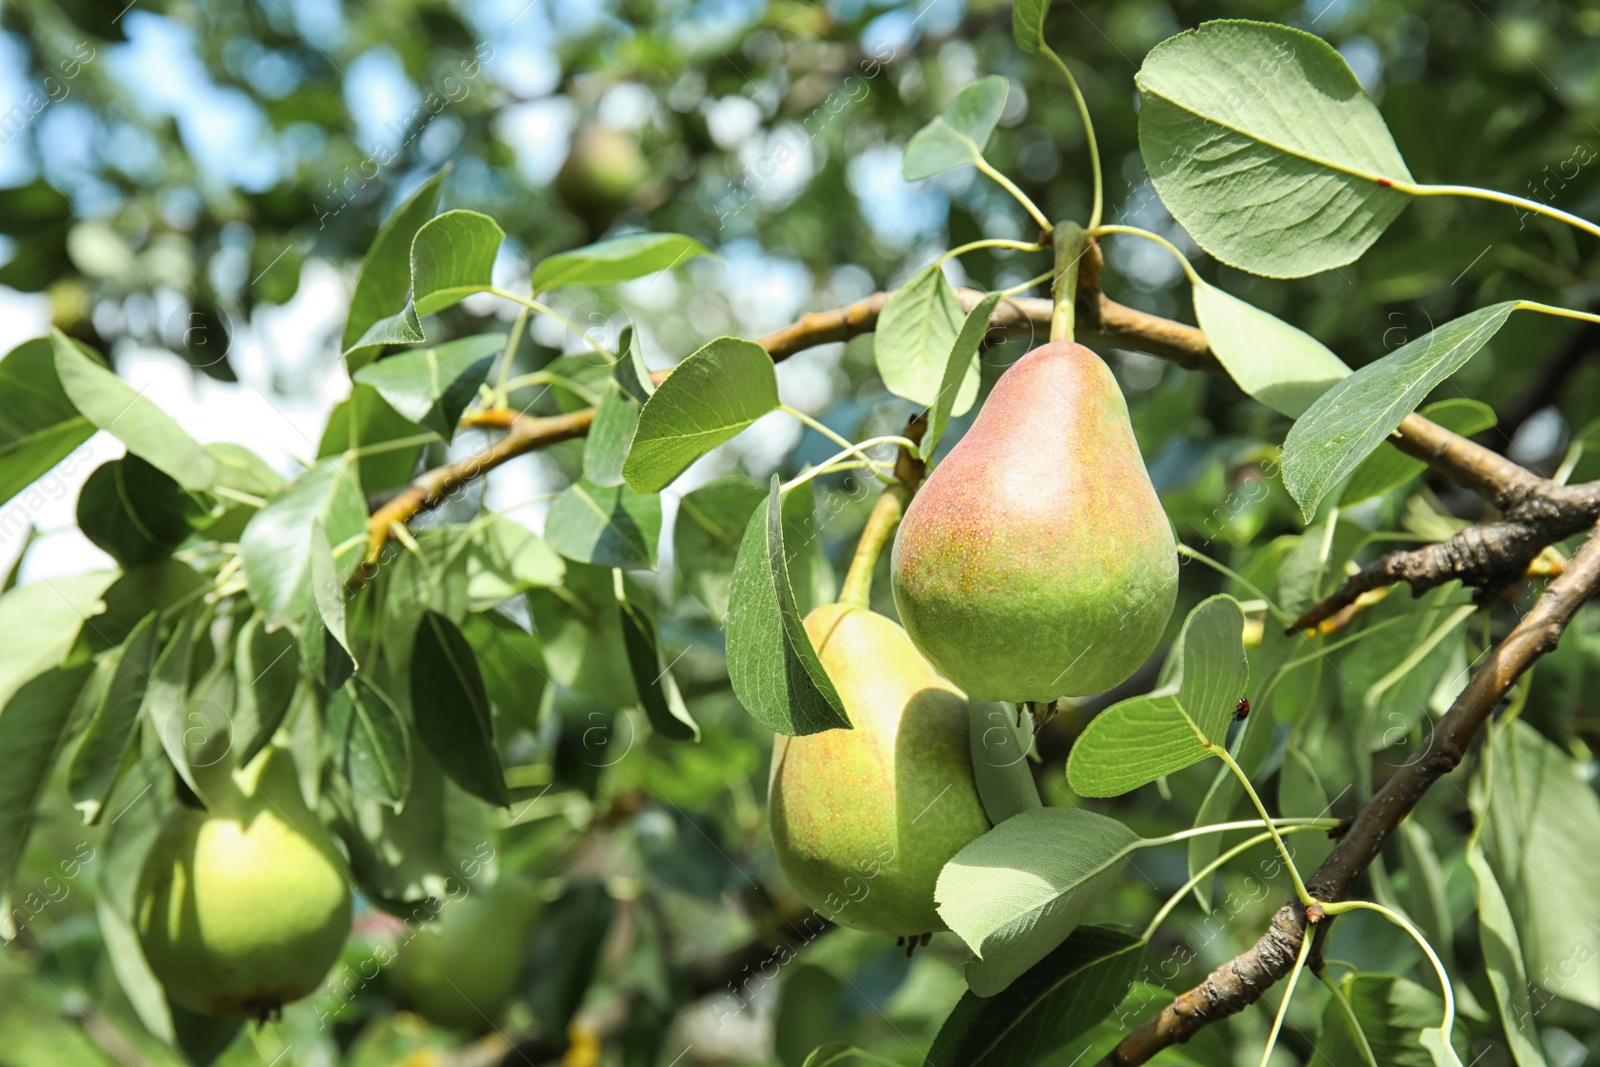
[410,610,509,806]
[876,263,979,416]
[926,926,1142,1067]
[239,456,366,630]
[526,562,637,707]
[342,303,426,368]
[1478,719,1600,1010]
[1341,399,1498,507]
[0,337,94,508]
[67,612,159,824]
[309,519,357,666]
[459,610,548,734]
[780,478,836,616]
[674,478,767,620]
[1282,303,1518,521]
[317,384,428,494]
[445,517,566,608]
[206,441,283,498]
[923,292,999,459]
[352,333,504,440]
[1466,835,1550,1067]
[0,571,114,709]
[936,808,1140,996]
[232,614,300,765]
[617,585,699,742]
[622,336,779,493]
[411,210,505,316]
[343,168,449,357]
[51,330,217,491]
[531,232,710,293]
[1012,0,1049,52]
[1138,20,1413,277]
[584,326,653,487]
[1316,974,1464,1067]
[0,665,92,936]
[902,75,1009,181]
[1191,279,1350,417]
[328,676,411,808]
[141,608,213,799]
[544,478,662,570]
[967,702,1041,825]
[1067,595,1246,797]
[76,455,204,567]
[725,477,848,736]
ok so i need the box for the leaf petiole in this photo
[975,157,1052,232]
[488,287,608,354]
[1041,44,1104,230]
[1213,746,1316,906]
[1257,927,1317,1067]
[1139,824,1335,943]
[1319,898,1459,1060]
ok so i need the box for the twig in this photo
[361,282,1522,579]
[351,407,594,585]
[1100,521,1600,1065]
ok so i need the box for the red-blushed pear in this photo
[768,604,993,939]
[891,341,1178,704]
[135,743,352,1020]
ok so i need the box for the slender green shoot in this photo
[1320,898,1457,1056]
[975,157,1052,232]
[1318,968,1380,1067]
[1042,44,1104,230]
[1257,925,1317,1067]
[1402,181,1600,243]
[489,287,607,354]
[997,271,1055,298]
[934,238,1045,267]
[780,404,857,454]
[347,432,439,459]
[1514,299,1600,327]
[495,306,530,395]
[1089,224,1201,284]
[1177,543,1293,627]
[1213,747,1315,906]
[780,437,912,494]
[1140,825,1334,943]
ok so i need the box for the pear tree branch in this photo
[1100,521,1600,1065]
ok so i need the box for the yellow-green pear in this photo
[768,604,993,938]
[386,879,541,1032]
[135,744,352,1020]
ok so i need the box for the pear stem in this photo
[1050,222,1087,343]
[838,485,910,610]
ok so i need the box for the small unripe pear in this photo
[892,341,1178,703]
[135,745,351,1020]
[553,125,649,227]
[768,605,992,938]
[386,879,541,1032]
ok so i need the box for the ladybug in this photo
[1233,697,1251,723]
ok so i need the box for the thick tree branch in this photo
[1291,480,1600,631]
[1102,521,1600,1065]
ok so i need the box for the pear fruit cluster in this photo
[768,604,996,938]
[768,339,1174,941]
[893,341,1177,704]
[136,744,352,1020]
